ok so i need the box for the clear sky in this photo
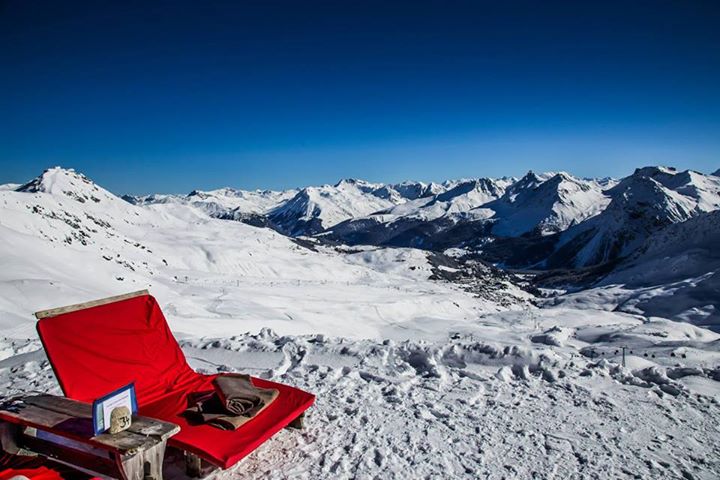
[1,0,719,194]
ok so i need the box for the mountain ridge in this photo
[11,165,720,276]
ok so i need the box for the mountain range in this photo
[124,165,720,275]
[2,164,719,331]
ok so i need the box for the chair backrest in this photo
[36,291,194,405]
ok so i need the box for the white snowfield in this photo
[129,187,298,217]
[0,167,719,479]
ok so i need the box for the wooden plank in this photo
[119,441,168,480]
[0,422,23,455]
[23,395,91,415]
[20,433,120,478]
[34,290,149,319]
[0,402,160,455]
[23,429,172,480]
[185,452,203,478]
[24,395,179,440]
[0,403,85,432]
[285,412,305,430]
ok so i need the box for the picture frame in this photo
[92,383,138,435]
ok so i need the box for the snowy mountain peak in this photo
[390,180,443,200]
[334,177,362,186]
[17,167,85,193]
[609,166,720,211]
[268,181,401,236]
[503,171,545,199]
[435,178,504,203]
[632,165,678,178]
[549,167,720,268]
[711,168,720,177]
[610,175,693,220]
[16,167,115,204]
[187,189,212,199]
[490,172,609,236]
[590,176,618,189]
[334,177,361,186]
[541,172,572,189]
[520,170,542,184]
[334,178,386,192]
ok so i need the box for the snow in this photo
[1,169,509,340]
[327,177,510,231]
[1,324,719,479]
[127,186,297,217]
[1,167,719,479]
[324,171,619,253]
[488,172,610,236]
[551,209,720,331]
[549,166,720,268]
[268,181,402,235]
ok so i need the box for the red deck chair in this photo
[35,291,315,471]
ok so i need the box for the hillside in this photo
[487,172,609,236]
[1,167,719,479]
[0,167,527,339]
[570,210,720,331]
[548,166,720,268]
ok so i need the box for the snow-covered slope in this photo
[126,186,297,217]
[549,167,720,268]
[487,172,609,236]
[267,179,406,236]
[395,177,510,220]
[584,210,720,330]
[321,178,507,249]
[0,167,526,339]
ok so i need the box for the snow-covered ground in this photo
[1,168,719,479]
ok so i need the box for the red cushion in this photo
[0,452,90,480]
[140,374,314,468]
[36,294,315,469]
[0,466,65,480]
[36,295,194,406]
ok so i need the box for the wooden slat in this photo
[19,434,120,478]
[24,395,93,416]
[34,290,150,319]
[0,400,173,455]
[24,395,179,440]
[0,403,79,431]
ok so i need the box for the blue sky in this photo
[1,0,719,194]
